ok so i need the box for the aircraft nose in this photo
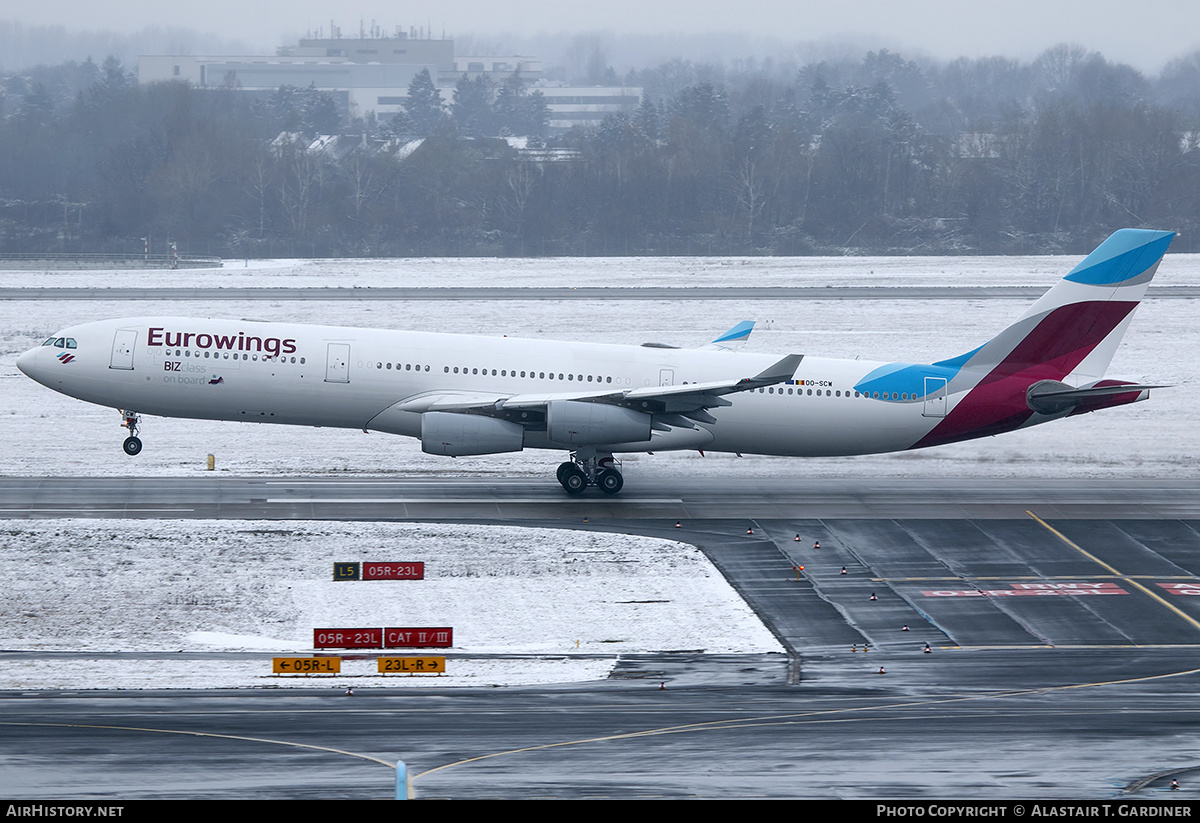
[16,346,39,378]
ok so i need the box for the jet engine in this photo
[546,400,652,446]
[421,412,525,456]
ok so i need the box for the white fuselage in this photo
[17,316,954,458]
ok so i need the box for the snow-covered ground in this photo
[0,252,1196,689]
[0,519,780,689]
[0,253,1107,290]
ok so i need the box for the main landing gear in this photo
[120,410,142,456]
[556,451,623,496]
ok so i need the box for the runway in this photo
[4,475,1200,520]
[3,476,1200,798]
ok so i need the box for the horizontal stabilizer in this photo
[1027,380,1166,414]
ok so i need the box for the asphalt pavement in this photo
[3,476,1200,799]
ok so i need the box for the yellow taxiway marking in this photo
[0,721,394,768]
[414,663,1200,782]
[867,574,1200,582]
[1026,509,1200,632]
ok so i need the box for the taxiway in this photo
[2,477,1200,798]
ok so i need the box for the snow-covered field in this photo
[0,252,1196,689]
[0,519,779,689]
[0,253,1106,290]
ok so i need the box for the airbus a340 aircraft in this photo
[17,228,1173,495]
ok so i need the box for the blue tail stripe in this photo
[711,320,754,344]
[1064,230,1174,286]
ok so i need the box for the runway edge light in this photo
[396,760,411,800]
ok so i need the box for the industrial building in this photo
[138,32,639,133]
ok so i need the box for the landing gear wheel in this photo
[560,466,588,495]
[122,436,143,456]
[556,462,575,486]
[597,468,624,495]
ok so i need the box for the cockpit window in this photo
[65,338,77,349]
[42,337,57,346]
[54,338,65,348]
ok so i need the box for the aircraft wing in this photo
[389,391,521,413]
[394,354,803,423]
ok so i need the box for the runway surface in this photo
[3,475,1200,520]
[3,476,1200,798]
[3,648,1199,800]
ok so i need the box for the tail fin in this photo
[912,229,1173,448]
[704,320,755,350]
[941,229,1174,383]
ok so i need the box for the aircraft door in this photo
[325,343,351,383]
[109,329,137,370]
[659,369,674,386]
[922,376,948,418]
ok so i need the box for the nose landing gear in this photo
[556,451,623,495]
[121,411,142,456]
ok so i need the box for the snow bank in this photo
[0,519,782,689]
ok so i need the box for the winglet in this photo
[741,353,803,388]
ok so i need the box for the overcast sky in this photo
[5,0,1200,72]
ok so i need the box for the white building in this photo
[138,34,638,131]
[532,84,642,131]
